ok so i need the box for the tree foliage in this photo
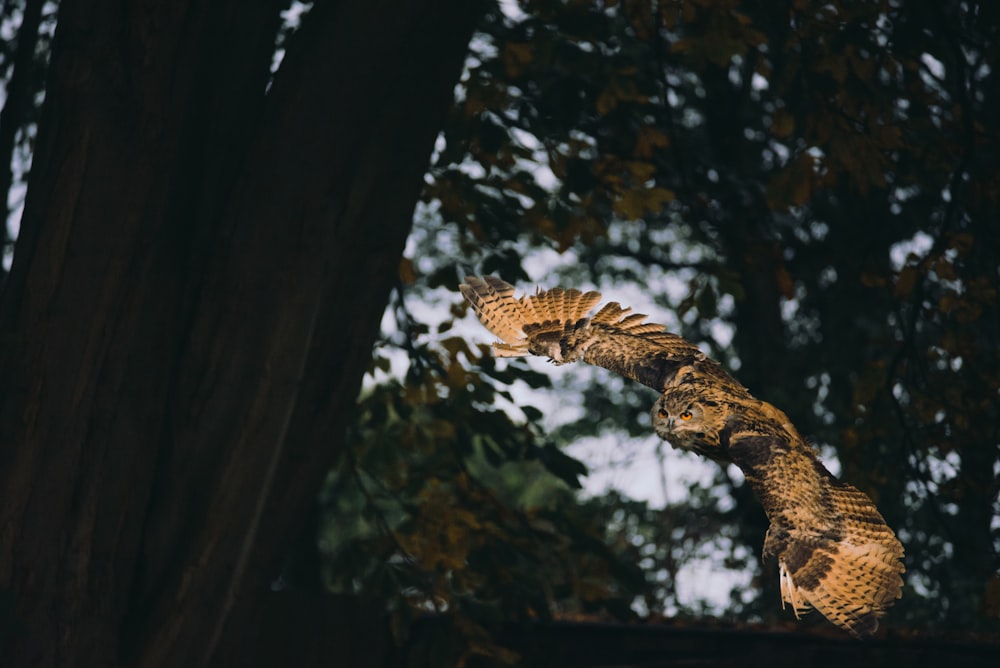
[323,0,999,659]
[1,0,998,665]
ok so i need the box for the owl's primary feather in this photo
[460,276,904,638]
[459,276,747,396]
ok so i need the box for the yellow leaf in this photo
[612,190,645,219]
[766,152,815,210]
[625,160,657,182]
[775,265,795,299]
[876,124,903,149]
[441,336,473,359]
[770,108,795,139]
[646,186,676,211]
[932,256,957,281]
[982,575,1000,618]
[596,86,618,115]
[634,126,671,159]
[445,361,468,389]
[818,54,848,83]
[860,271,887,288]
[612,186,674,219]
[502,42,533,78]
[948,232,974,254]
[893,265,919,299]
[938,292,956,313]
[968,276,997,303]
[398,257,417,284]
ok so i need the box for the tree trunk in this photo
[0,1,484,665]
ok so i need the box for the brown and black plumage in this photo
[460,275,904,638]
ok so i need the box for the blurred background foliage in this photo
[325,0,1000,657]
[3,0,998,664]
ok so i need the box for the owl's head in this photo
[651,393,727,460]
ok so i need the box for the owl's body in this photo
[460,276,905,638]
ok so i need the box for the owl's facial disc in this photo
[651,396,715,455]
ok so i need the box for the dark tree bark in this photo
[0,1,485,665]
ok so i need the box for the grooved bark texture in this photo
[0,1,484,665]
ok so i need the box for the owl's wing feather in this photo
[728,424,905,638]
[460,276,739,392]
[459,275,602,358]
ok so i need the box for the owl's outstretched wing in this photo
[461,275,905,637]
[726,415,905,638]
[459,275,741,394]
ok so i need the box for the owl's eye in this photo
[658,408,668,419]
[679,410,693,421]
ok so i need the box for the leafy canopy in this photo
[319,0,999,660]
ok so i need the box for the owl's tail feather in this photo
[780,541,904,638]
[459,276,602,361]
[775,510,904,638]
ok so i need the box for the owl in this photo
[460,275,905,638]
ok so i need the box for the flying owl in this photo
[459,275,904,638]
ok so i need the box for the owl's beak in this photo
[666,417,675,430]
